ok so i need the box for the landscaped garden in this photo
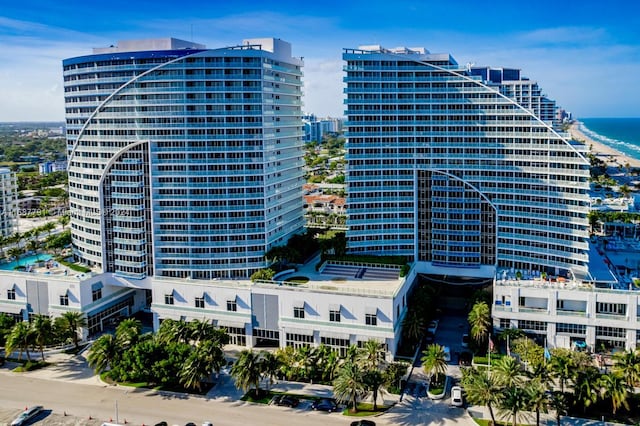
[229,341,409,414]
[87,318,229,394]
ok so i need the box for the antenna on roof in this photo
[466,62,475,72]
[190,24,193,42]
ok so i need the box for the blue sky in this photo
[1,0,639,121]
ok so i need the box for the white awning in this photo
[284,327,314,336]
[365,307,378,315]
[320,331,350,340]
[0,303,24,314]
[217,321,247,329]
[293,300,305,308]
[329,304,341,311]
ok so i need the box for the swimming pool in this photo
[0,254,53,271]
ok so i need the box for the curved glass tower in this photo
[343,45,589,278]
[64,38,304,280]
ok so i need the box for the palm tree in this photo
[599,373,629,415]
[401,309,425,342]
[499,386,527,426]
[56,311,87,350]
[526,360,552,388]
[493,356,523,388]
[230,350,263,396]
[322,348,341,382]
[260,351,281,391]
[58,214,70,230]
[612,348,640,388]
[421,343,447,383]
[333,361,366,413]
[31,314,53,361]
[549,391,568,426]
[41,221,56,237]
[5,321,33,361]
[364,369,385,411]
[549,349,576,394]
[275,346,297,381]
[188,318,214,344]
[468,301,491,347]
[87,333,119,373]
[180,340,225,391]
[7,246,23,264]
[115,318,142,349]
[524,380,549,426]
[463,369,501,425]
[574,367,601,414]
[357,339,386,370]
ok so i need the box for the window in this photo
[195,297,205,309]
[365,313,377,326]
[557,323,586,335]
[60,294,69,306]
[294,306,305,319]
[329,309,341,322]
[7,289,15,300]
[227,300,237,312]
[164,293,174,305]
[92,288,102,302]
[518,320,546,332]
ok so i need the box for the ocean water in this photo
[579,118,640,161]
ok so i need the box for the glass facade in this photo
[63,38,305,280]
[343,46,589,277]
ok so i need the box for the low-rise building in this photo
[0,260,413,358]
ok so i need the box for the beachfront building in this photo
[0,37,411,357]
[63,37,304,280]
[343,45,590,281]
[0,168,17,238]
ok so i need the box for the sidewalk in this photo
[468,406,628,426]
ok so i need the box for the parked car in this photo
[185,423,197,426]
[153,422,168,426]
[443,346,451,362]
[11,406,43,426]
[461,334,469,348]
[281,395,300,407]
[350,420,376,426]
[273,395,299,407]
[451,386,464,407]
[459,351,472,366]
[202,423,213,426]
[427,320,439,335]
[311,398,338,412]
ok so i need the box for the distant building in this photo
[38,160,67,174]
[303,115,344,142]
[0,168,17,237]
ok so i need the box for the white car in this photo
[202,423,213,426]
[443,346,451,362]
[461,333,470,348]
[11,406,43,426]
[427,320,439,334]
[451,386,464,407]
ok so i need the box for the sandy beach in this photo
[569,122,640,169]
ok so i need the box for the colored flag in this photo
[544,347,551,360]
[488,336,495,352]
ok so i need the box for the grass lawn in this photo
[342,402,390,417]
[473,353,505,365]
[473,419,530,426]
[12,360,49,372]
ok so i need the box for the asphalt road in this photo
[0,374,373,426]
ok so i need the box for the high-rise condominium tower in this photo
[64,38,304,280]
[0,168,17,237]
[343,46,590,279]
